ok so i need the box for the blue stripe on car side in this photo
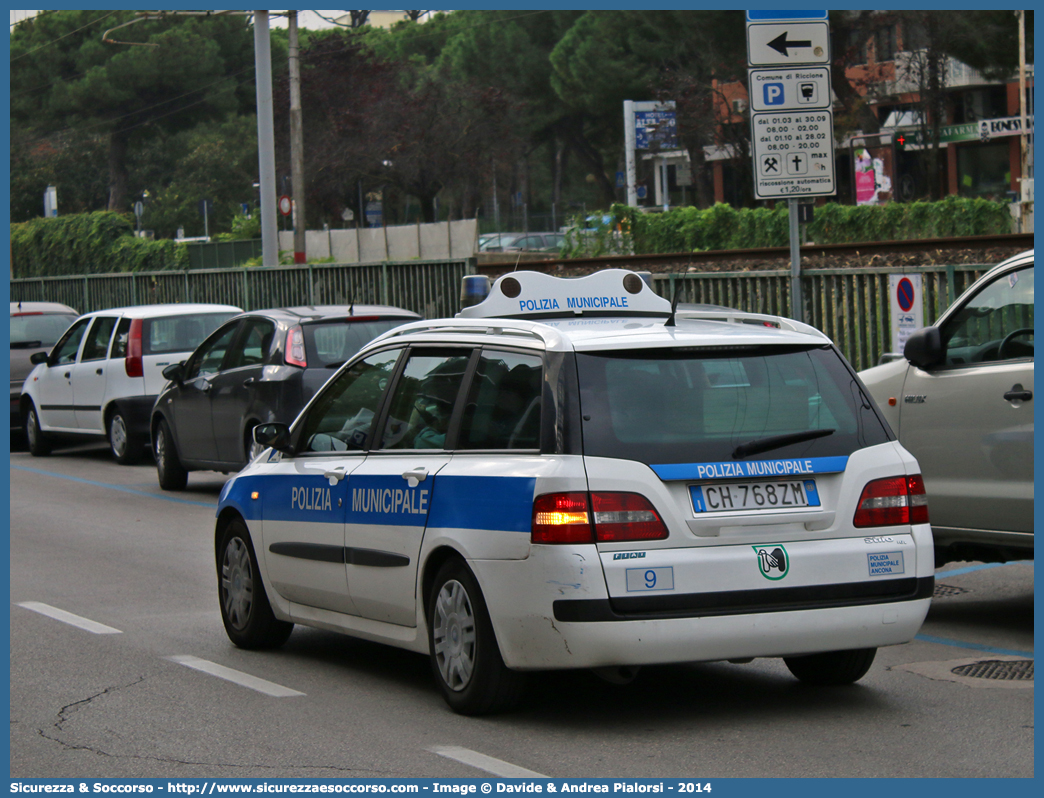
[426,475,536,533]
[217,473,536,533]
[217,475,268,521]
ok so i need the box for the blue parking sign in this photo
[763,82,785,105]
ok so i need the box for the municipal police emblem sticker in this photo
[753,545,789,580]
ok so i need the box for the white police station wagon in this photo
[215,269,933,714]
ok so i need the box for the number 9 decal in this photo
[645,570,657,588]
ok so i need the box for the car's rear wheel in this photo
[428,558,526,715]
[24,402,51,457]
[784,648,877,686]
[154,418,188,491]
[217,518,293,649]
[108,410,142,465]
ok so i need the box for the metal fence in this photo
[9,258,476,322]
[650,263,989,371]
[11,259,987,372]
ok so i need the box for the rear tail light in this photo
[125,318,143,378]
[532,493,592,543]
[591,492,668,541]
[532,492,668,543]
[854,475,929,528]
[285,325,307,367]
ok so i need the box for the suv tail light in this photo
[854,475,929,528]
[532,492,668,543]
[285,325,307,367]
[125,318,143,378]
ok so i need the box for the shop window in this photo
[957,143,1011,199]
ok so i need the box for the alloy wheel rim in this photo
[27,411,38,447]
[221,537,253,631]
[432,579,476,691]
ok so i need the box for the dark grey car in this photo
[10,302,78,430]
[150,305,421,489]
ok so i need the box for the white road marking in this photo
[166,655,305,697]
[428,745,547,778]
[16,602,122,635]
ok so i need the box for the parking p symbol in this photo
[763,83,785,106]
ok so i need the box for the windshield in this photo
[576,345,889,465]
[10,313,77,347]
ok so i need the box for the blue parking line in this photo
[11,465,216,508]
[935,562,1020,578]
[914,633,1033,659]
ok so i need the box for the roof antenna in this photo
[513,250,523,272]
[664,285,682,327]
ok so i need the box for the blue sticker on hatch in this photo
[652,456,848,482]
[868,551,905,576]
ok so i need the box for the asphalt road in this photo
[8,442,1034,779]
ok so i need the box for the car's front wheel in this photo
[784,648,877,686]
[217,518,293,649]
[427,558,526,715]
[154,419,188,491]
[24,402,51,457]
[244,423,266,464]
[108,410,142,465]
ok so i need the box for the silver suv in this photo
[860,250,1033,565]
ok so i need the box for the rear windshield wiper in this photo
[732,428,835,459]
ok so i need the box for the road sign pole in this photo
[789,199,802,321]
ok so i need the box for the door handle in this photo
[1004,386,1033,402]
[402,467,429,488]
[63,371,71,379]
[243,377,255,386]
[323,467,347,485]
[96,368,103,375]
[199,381,212,393]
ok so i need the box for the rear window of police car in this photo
[576,345,889,464]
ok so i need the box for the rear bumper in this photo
[494,597,932,670]
[473,532,934,671]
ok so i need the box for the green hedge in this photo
[10,212,189,278]
[565,197,1013,257]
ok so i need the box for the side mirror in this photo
[254,422,292,454]
[29,351,50,366]
[162,362,186,383]
[904,326,944,369]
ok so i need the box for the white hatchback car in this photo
[21,303,240,462]
[215,270,933,714]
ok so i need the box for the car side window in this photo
[943,264,1034,366]
[458,351,543,450]
[224,319,275,370]
[80,317,118,362]
[51,318,91,365]
[299,348,402,453]
[379,350,471,450]
[185,322,240,380]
